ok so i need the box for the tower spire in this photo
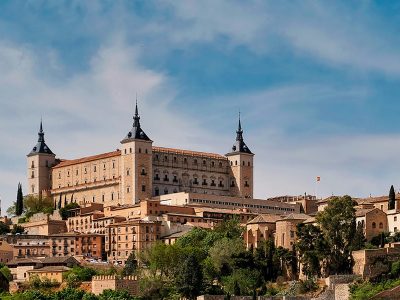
[28,119,54,156]
[228,112,252,154]
[38,118,45,142]
[121,98,151,143]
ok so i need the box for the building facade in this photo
[27,104,255,207]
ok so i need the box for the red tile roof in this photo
[53,150,121,168]
[153,146,226,159]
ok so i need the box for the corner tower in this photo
[226,114,254,198]
[120,101,153,204]
[27,120,56,197]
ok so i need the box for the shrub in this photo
[298,278,318,294]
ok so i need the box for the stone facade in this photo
[275,214,310,250]
[27,105,256,209]
[91,275,138,296]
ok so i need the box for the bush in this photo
[298,278,318,294]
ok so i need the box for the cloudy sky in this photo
[1,1,400,210]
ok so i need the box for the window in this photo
[31,185,35,193]
[139,148,142,153]
[127,187,130,193]
[164,174,169,181]
[395,216,398,222]
[173,157,177,163]
[164,188,168,195]
[231,181,235,187]
[235,160,238,165]
[395,227,398,232]
[141,168,146,175]
[379,222,383,229]
[111,193,114,201]
[102,195,105,202]
[194,159,197,165]
[211,161,215,167]
[243,161,245,166]
[112,162,115,169]
[130,148,132,153]
[31,161,35,168]
[127,169,130,176]
[290,231,295,238]
[248,162,251,166]
[94,166,97,172]
[31,171,34,178]
[372,222,376,229]
[142,185,146,192]
[155,187,159,196]
[184,158,187,164]
[203,160,206,166]
[245,181,249,187]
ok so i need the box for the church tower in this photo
[27,120,56,198]
[226,114,254,198]
[120,102,153,204]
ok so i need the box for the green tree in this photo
[253,239,281,282]
[11,224,24,235]
[389,185,396,210]
[15,183,23,216]
[316,195,356,275]
[0,221,10,235]
[98,289,136,300]
[351,222,366,251]
[59,202,80,220]
[175,253,203,300]
[52,287,85,300]
[0,265,12,281]
[24,195,54,217]
[122,252,137,276]
[296,223,327,278]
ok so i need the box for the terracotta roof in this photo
[7,258,42,266]
[355,208,377,217]
[41,256,79,265]
[278,213,310,221]
[303,216,316,224]
[53,150,121,168]
[153,146,226,160]
[247,214,282,224]
[28,266,70,273]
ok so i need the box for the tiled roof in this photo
[7,258,42,266]
[28,266,70,273]
[53,150,121,168]
[355,208,377,217]
[279,213,310,221]
[153,146,226,159]
[40,256,79,265]
[247,214,282,224]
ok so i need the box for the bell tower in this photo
[27,120,56,198]
[120,101,153,205]
[226,113,254,198]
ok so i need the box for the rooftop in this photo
[153,146,226,160]
[53,150,121,168]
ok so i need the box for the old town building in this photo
[27,105,255,207]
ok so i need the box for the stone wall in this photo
[353,247,400,279]
[91,275,138,296]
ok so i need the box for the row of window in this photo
[154,155,227,168]
[190,198,295,211]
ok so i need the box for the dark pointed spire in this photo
[227,112,252,155]
[121,98,151,143]
[38,119,44,143]
[28,119,54,156]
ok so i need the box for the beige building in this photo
[105,219,161,265]
[275,213,310,250]
[0,240,13,263]
[355,207,388,241]
[27,105,255,208]
[27,266,69,283]
[245,214,281,249]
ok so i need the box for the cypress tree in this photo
[15,183,23,216]
[57,194,62,210]
[389,185,396,210]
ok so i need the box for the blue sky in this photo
[1,1,400,211]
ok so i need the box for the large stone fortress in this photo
[27,104,254,207]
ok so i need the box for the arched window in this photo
[139,148,142,153]
[379,222,383,229]
[164,188,168,195]
[372,222,376,229]
[248,161,251,166]
[235,161,237,166]
[242,161,245,166]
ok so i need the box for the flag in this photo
[316,176,321,182]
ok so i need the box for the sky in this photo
[1,1,400,211]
